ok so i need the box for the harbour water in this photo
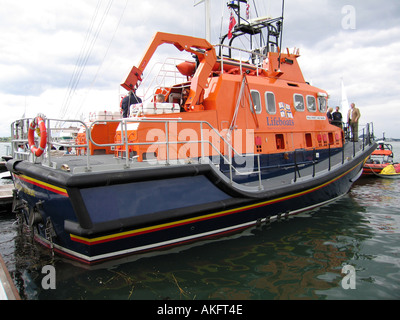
[1,141,399,300]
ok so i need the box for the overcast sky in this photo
[0,0,399,138]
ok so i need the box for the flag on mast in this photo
[228,10,236,39]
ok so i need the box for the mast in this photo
[219,0,284,59]
[194,0,211,42]
[278,0,285,69]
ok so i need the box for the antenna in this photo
[278,0,285,69]
[194,0,211,42]
[220,0,284,58]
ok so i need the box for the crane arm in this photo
[121,32,217,110]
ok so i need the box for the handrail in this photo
[7,116,262,186]
[88,117,263,188]
[214,44,268,75]
[292,121,374,182]
[10,118,92,169]
[10,116,375,190]
[140,58,188,102]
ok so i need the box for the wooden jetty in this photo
[0,184,13,212]
[0,160,7,173]
[0,254,20,300]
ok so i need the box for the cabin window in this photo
[265,92,276,114]
[307,95,317,112]
[305,133,313,148]
[318,96,327,112]
[276,134,285,150]
[294,94,304,111]
[250,90,261,114]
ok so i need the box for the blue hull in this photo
[8,150,369,264]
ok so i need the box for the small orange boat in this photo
[7,1,376,264]
[363,141,400,176]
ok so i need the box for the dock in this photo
[0,254,20,300]
[0,161,7,173]
[0,184,14,212]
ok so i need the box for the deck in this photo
[43,139,371,194]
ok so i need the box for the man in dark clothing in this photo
[332,106,343,128]
[121,90,142,118]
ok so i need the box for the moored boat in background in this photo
[372,164,400,179]
[362,140,399,176]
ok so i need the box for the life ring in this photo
[28,117,47,157]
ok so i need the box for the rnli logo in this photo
[279,102,293,119]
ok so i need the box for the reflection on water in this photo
[1,169,400,300]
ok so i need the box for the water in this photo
[1,141,400,301]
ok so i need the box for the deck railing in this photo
[92,117,263,189]
[292,122,374,182]
[10,117,374,190]
[10,117,263,189]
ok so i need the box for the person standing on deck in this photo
[326,107,333,123]
[121,90,142,118]
[332,106,343,128]
[347,103,361,141]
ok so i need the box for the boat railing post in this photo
[257,154,262,190]
[371,122,374,143]
[353,139,356,157]
[85,121,91,171]
[369,122,373,145]
[229,142,233,184]
[328,143,331,171]
[342,144,345,164]
[119,119,125,157]
[45,118,52,166]
[367,123,371,146]
[165,121,170,165]
[200,122,205,163]
[293,149,297,182]
[313,148,316,177]
[362,127,365,151]
[124,119,130,168]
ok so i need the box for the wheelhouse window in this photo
[307,95,317,112]
[294,94,304,111]
[250,90,261,114]
[318,95,327,112]
[265,92,276,114]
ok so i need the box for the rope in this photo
[59,0,114,123]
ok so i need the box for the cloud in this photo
[298,25,400,137]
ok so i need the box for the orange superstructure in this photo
[113,33,342,164]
